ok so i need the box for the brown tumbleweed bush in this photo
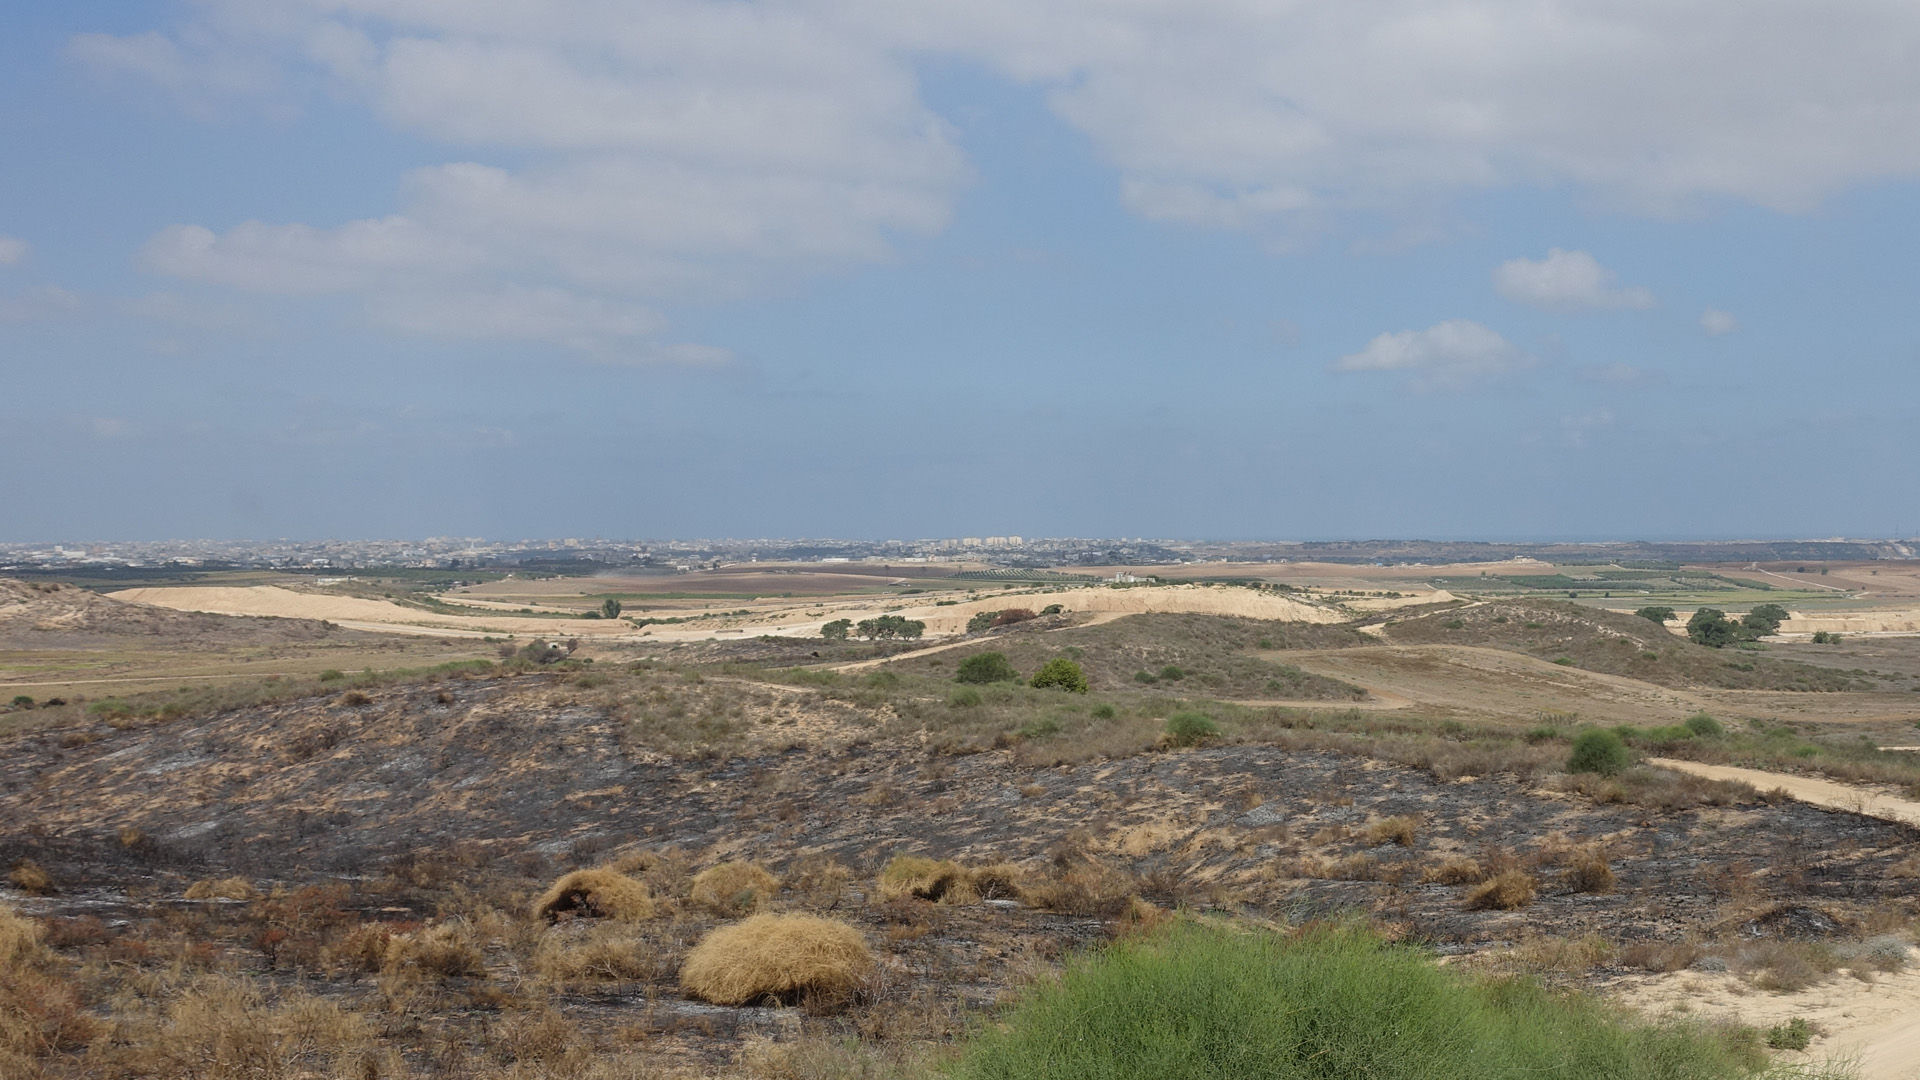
[1465,870,1537,911]
[680,914,875,1007]
[532,867,655,923]
[689,860,780,916]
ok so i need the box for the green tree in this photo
[600,597,623,620]
[1686,608,1740,648]
[1741,603,1788,636]
[966,610,1000,633]
[820,618,852,641]
[1029,657,1089,693]
[1164,711,1220,747]
[955,652,1019,684]
[857,615,925,640]
[1634,606,1676,624]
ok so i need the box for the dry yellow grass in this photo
[6,860,52,896]
[1365,816,1419,847]
[0,903,45,970]
[688,861,779,915]
[531,924,660,984]
[1022,860,1138,916]
[679,914,874,1006]
[876,856,974,903]
[1563,851,1616,894]
[1465,869,1538,910]
[966,862,1028,901]
[184,876,260,901]
[1420,855,1487,885]
[383,920,487,979]
[532,868,655,923]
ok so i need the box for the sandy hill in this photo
[0,578,339,646]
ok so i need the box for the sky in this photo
[3,1,1919,543]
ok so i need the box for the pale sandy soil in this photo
[111,586,624,638]
[1647,758,1920,829]
[1610,955,1920,1080]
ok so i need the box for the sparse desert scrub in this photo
[1163,711,1220,748]
[1561,850,1616,894]
[1365,815,1418,847]
[96,976,371,1080]
[1022,860,1137,917]
[184,876,260,901]
[532,867,655,922]
[7,859,52,895]
[679,914,875,1006]
[1466,870,1538,910]
[967,862,1028,901]
[382,919,487,979]
[945,922,1772,1080]
[876,856,975,904]
[1421,855,1488,885]
[690,861,780,915]
[532,922,663,984]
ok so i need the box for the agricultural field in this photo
[5,564,1920,1078]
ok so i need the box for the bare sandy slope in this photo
[1648,758,1920,828]
[111,586,623,638]
[1610,955,1920,1080]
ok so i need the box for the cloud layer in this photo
[1494,249,1654,311]
[72,1,1920,351]
[1334,319,1533,390]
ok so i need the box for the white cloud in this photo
[1575,362,1660,385]
[78,1,1920,348]
[1334,319,1534,389]
[0,286,82,323]
[0,236,29,266]
[1700,309,1740,335]
[1494,249,1654,311]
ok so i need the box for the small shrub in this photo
[1465,870,1537,910]
[6,860,52,896]
[1635,606,1676,624]
[1022,861,1137,917]
[1421,856,1486,885]
[1029,658,1089,693]
[955,652,1019,684]
[1567,729,1630,777]
[317,669,345,682]
[690,861,780,916]
[1683,712,1724,737]
[1091,703,1116,719]
[384,919,486,978]
[679,914,875,1006]
[948,687,983,708]
[184,876,259,901]
[1552,657,1574,666]
[967,863,1027,901]
[1040,604,1064,615]
[993,608,1038,627]
[1366,816,1418,847]
[532,924,659,984]
[1164,712,1220,748]
[1158,664,1186,681]
[338,690,371,707]
[1766,1017,1813,1051]
[1017,717,1062,739]
[1563,853,1616,894]
[1133,670,1158,684]
[532,868,655,923]
[876,856,974,903]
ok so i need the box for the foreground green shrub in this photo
[947,924,1775,1080]
[955,652,1020,684]
[1029,658,1089,693]
[1567,729,1631,776]
[1164,712,1220,747]
[1684,712,1725,737]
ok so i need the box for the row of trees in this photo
[955,651,1089,693]
[1636,603,1789,647]
[820,615,925,641]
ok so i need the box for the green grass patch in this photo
[947,923,1800,1080]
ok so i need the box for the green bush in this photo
[1567,729,1631,776]
[967,610,1000,633]
[1683,712,1724,737]
[1029,658,1089,694]
[1164,712,1220,747]
[1635,606,1677,623]
[600,597,623,619]
[1765,1017,1812,1051]
[949,687,983,708]
[821,619,852,641]
[1158,664,1186,681]
[1017,717,1062,739]
[1091,703,1116,720]
[864,670,901,689]
[945,924,1770,1080]
[1133,670,1158,684]
[10,695,33,708]
[955,652,1020,684]
[1687,608,1740,648]
[318,669,345,682]
[1040,604,1064,615]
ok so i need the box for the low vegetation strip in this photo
[947,922,1815,1080]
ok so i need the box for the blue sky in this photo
[3,1,1918,542]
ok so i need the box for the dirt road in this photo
[1647,757,1920,828]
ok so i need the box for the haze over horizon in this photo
[5,2,1919,543]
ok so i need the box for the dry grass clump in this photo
[876,856,979,904]
[788,855,854,907]
[6,860,52,896]
[1365,816,1419,847]
[690,861,780,915]
[185,876,260,901]
[1734,940,1843,992]
[1420,855,1487,885]
[1562,851,1616,894]
[532,923,663,984]
[2,903,96,1067]
[382,919,487,979]
[1620,940,1703,973]
[1464,870,1537,911]
[103,977,370,1080]
[1023,860,1138,917]
[679,914,875,1006]
[1488,933,1615,975]
[967,862,1028,901]
[0,904,45,969]
[532,867,655,923]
